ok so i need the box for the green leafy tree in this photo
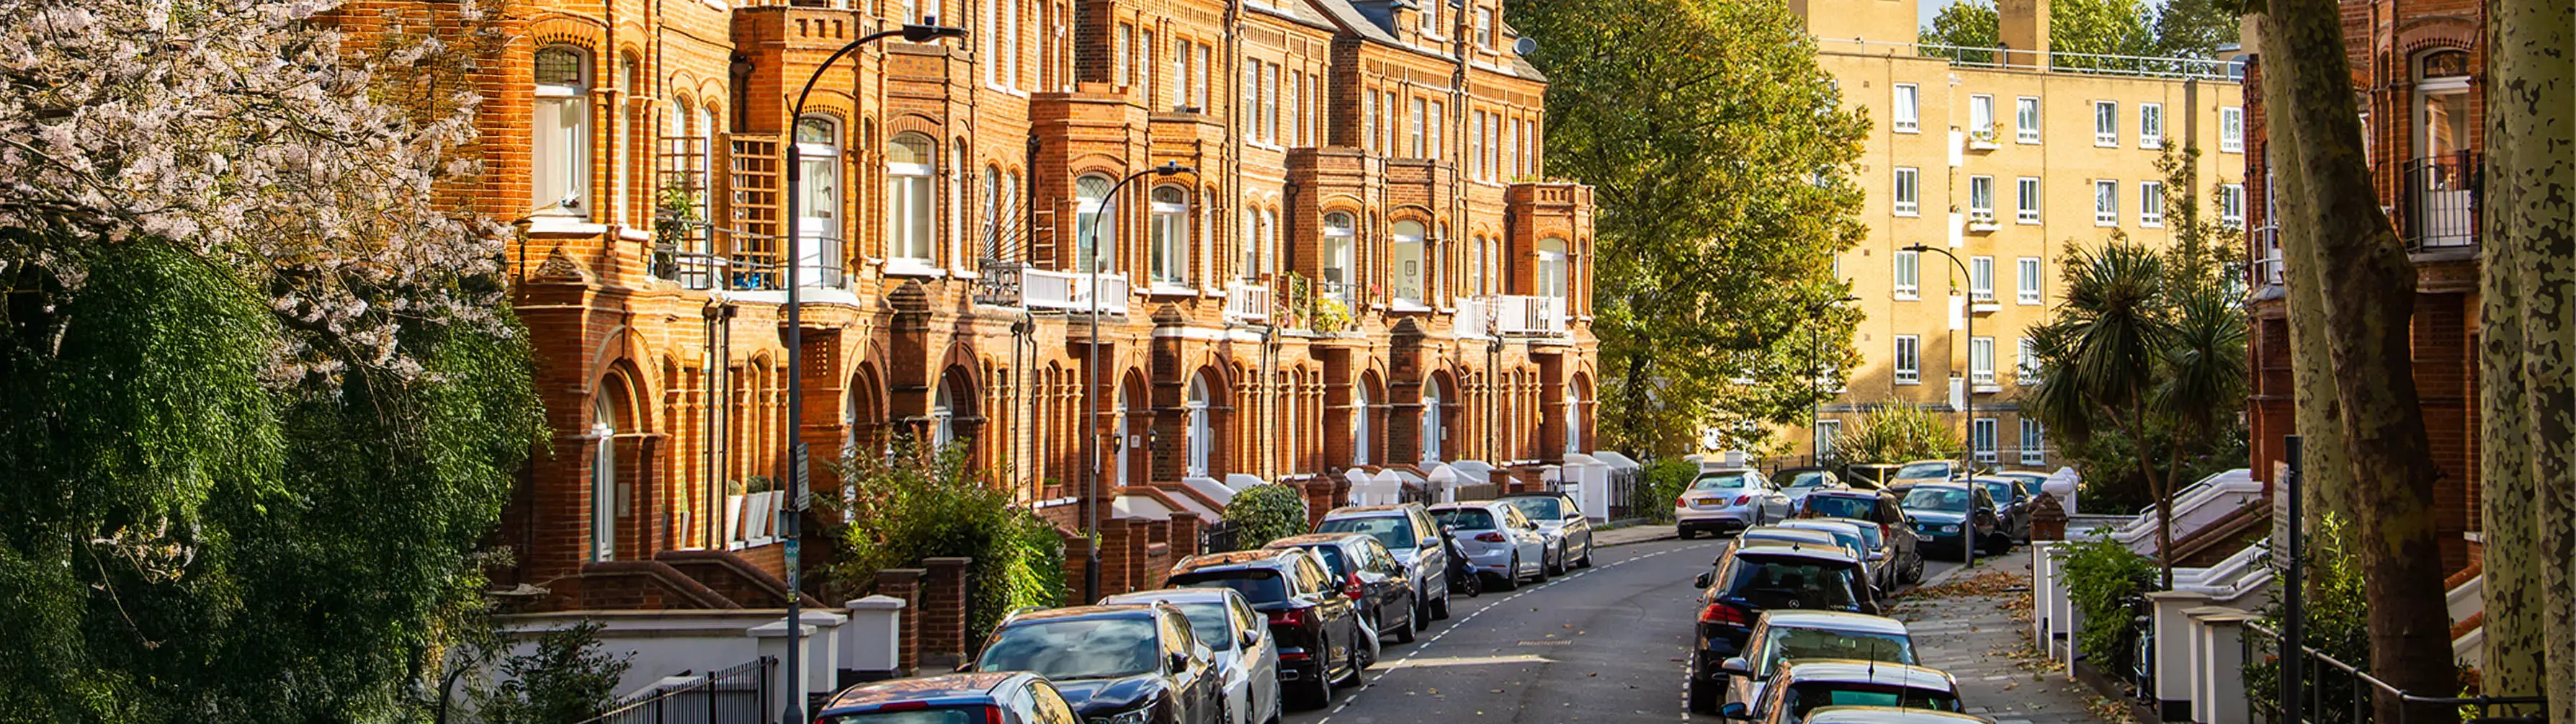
[1917,0,2235,68]
[824,441,1068,638]
[2147,0,2240,59]
[2060,533,2159,675]
[475,622,635,724]
[2048,0,2155,67]
[1918,0,2000,64]
[1509,0,1869,457]
[1221,485,1311,551]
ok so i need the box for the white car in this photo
[1100,587,1280,724]
[1429,501,1550,591]
[1675,468,1792,539]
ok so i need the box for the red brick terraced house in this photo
[415,0,1598,612]
[2242,0,2485,576]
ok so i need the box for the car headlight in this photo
[1090,707,1153,724]
[1940,524,1961,533]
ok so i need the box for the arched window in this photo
[1112,380,1133,486]
[1537,238,1569,299]
[1352,383,1373,466]
[1149,185,1191,285]
[1323,212,1355,293]
[887,133,936,263]
[532,46,590,215]
[1467,236,1487,296]
[1242,207,1261,282]
[1260,207,1278,281]
[1421,381,1444,463]
[931,379,957,450]
[1564,383,1584,455]
[588,385,619,562]
[1186,375,1214,477]
[1075,174,1115,272]
[795,117,841,287]
[1390,220,1426,305]
[952,139,970,265]
[982,165,1006,260]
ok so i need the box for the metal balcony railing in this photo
[2400,152,2479,251]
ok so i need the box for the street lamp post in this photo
[780,21,963,724]
[1904,243,1975,567]
[1083,162,1192,604]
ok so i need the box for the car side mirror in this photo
[1722,702,1753,720]
[1720,657,1753,676]
[1169,651,1191,673]
[1240,629,1261,648]
[1421,537,1442,550]
[1564,512,1584,522]
[1694,572,1713,589]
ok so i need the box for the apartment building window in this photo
[1142,30,1157,105]
[887,133,936,263]
[2220,183,2246,224]
[1242,61,1260,139]
[1363,92,1377,153]
[1420,0,1439,35]
[2016,336,2041,383]
[1895,335,1921,384]
[1264,63,1281,142]
[1185,375,1213,477]
[1969,256,1994,302]
[1322,212,1355,290]
[980,166,1004,260]
[1971,336,1997,385]
[1392,220,1427,305]
[1467,236,1486,295]
[794,117,840,259]
[1893,167,1920,216]
[532,45,589,215]
[1968,175,1995,221]
[1197,44,1212,110]
[1475,7,1494,48]
[2220,107,2245,153]
[1893,84,1920,133]
[1148,186,1190,285]
[2139,102,2164,149]
[1969,94,1995,140]
[2019,420,2047,464]
[2093,100,2119,146]
[1815,419,1843,457]
[2016,256,2042,304]
[2095,179,2120,225]
[1470,110,1486,180]
[1428,101,1444,156]
[2016,96,2041,143]
[1116,24,1132,87]
[1972,418,1997,462]
[1075,174,1114,272]
[1410,97,1427,157]
[1894,249,1920,300]
[2016,176,2041,223]
[2140,181,2165,227]
[1537,238,1570,300]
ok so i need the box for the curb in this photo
[1595,525,1678,548]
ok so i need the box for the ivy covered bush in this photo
[1634,458,1701,523]
[1222,484,1310,550]
[2061,533,2159,677]
[2242,514,2394,723]
[826,442,1067,638]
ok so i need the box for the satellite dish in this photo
[1513,37,1538,55]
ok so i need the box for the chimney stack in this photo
[1998,0,2051,68]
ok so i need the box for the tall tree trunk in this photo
[1619,350,1655,454]
[2258,2,2461,721]
[2258,45,2358,529]
[2477,119,2546,713]
[2486,0,2574,714]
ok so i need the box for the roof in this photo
[1780,659,1959,689]
[1730,540,1861,564]
[999,604,1155,625]
[1803,706,1992,724]
[1903,481,1974,491]
[1099,588,1243,608]
[1742,527,1840,543]
[1779,519,1871,536]
[1173,548,1303,571]
[1498,491,1575,500]
[1325,504,1411,517]
[1428,500,1508,511]
[820,672,1019,711]
[1267,532,1374,548]
[1302,0,1400,45]
[1805,488,1892,499]
[1755,611,1911,637]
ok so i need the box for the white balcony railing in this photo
[1021,267,1130,315]
[1455,294,1490,336]
[1225,281,1272,321]
[1492,295,1568,336]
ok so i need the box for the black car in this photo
[1794,488,1924,586]
[1970,476,2034,543]
[1687,543,1877,712]
[1897,482,2003,559]
[816,672,1081,724]
[970,604,1223,724]
[1167,548,1367,709]
[1266,532,1419,645]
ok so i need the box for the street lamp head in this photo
[901,23,969,43]
[1902,243,1931,253]
[1153,161,1194,176]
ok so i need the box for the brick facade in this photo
[2241,0,2486,573]
[375,0,1598,612]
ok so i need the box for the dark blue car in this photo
[1688,542,1876,713]
[815,671,1079,724]
[970,604,1225,724]
[1897,482,2002,558]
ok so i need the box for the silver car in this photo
[1676,468,1792,540]
[1777,519,1888,596]
[1712,611,1918,718]
[1498,492,1594,574]
[1315,503,1453,624]
[1429,501,1549,591]
[1099,588,1282,724]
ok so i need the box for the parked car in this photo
[1099,588,1280,724]
[1264,532,1419,645]
[1969,476,2034,543]
[1726,527,1851,560]
[1774,519,1888,596]
[968,604,1225,724]
[1688,543,1878,710]
[1315,503,1452,622]
[1498,491,1595,573]
[1723,660,1963,724]
[1428,501,1551,590]
[1802,707,1995,724]
[1713,611,1918,718]
[1166,549,1367,709]
[816,672,1081,724]
[1885,460,1959,491]
[1676,468,1792,539]
[1841,464,1905,491]
[1794,488,1923,586]
[1771,467,1848,509]
[1898,482,2002,558]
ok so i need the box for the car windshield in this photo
[1173,602,1234,651]
[975,618,1159,681]
[1318,516,1416,552]
[1980,481,2017,502]
[1692,473,1752,491]
[1434,509,1497,530]
[820,708,985,724]
[1895,462,1951,479]
[1901,488,1971,512]
[1782,472,1833,488]
[1719,555,1861,611]
[1784,683,1961,719]
[1169,570,1289,605]
[1753,628,1916,677]
[1804,496,1879,522]
[1501,496,1563,521]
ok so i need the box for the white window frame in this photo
[2016,96,2041,143]
[2094,100,2120,147]
[1186,375,1213,478]
[1895,335,1922,385]
[2139,102,2164,149]
[2221,183,2247,224]
[1893,167,1920,216]
[1893,84,1920,133]
[1972,418,1998,462]
[2016,257,2043,305]
[1968,175,1995,221]
[2017,336,2042,383]
[1815,419,1843,457]
[886,133,937,264]
[1970,336,1995,385]
[2140,181,2165,227]
[2019,419,2047,465]
[1075,174,1116,273]
[2220,107,2245,153]
[532,45,590,216]
[1392,220,1428,305]
[1969,256,1995,303]
[2016,176,2042,223]
[1969,94,1995,139]
[1148,185,1191,286]
[2095,179,2121,226]
[1894,249,1920,300]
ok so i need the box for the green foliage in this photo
[1222,485,1312,551]
[475,622,635,724]
[1919,0,2000,64]
[2052,416,2248,514]
[2242,514,2382,724]
[1632,458,1702,524]
[824,442,1067,638]
[1834,403,1963,465]
[1915,0,2237,66]
[0,240,545,721]
[2062,534,2160,676]
[1509,0,1870,457]
[2048,0,2155,66]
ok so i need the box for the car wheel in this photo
[1297,648,1335,710]
[1393,603,1418,643]
[1546,543,1567,576]
[1678,527,1695,540]
[1575,542,1594,568]
[1686,671,1723,714]
[1493,556,1521,591]
[1431,589,1453,619]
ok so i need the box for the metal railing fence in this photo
[571,656,775,724]
[2240,621,2541,724]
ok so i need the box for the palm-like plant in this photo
[2027,241,2245,588]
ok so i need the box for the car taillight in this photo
[1676,495,1689,508]
[1733,495,1753,506]
[987,705,1004,724]
[1475,532,1506,543]
[1880,522,1894,542]
[1344,573,1367,599]
[1698,602,1750,627]
[1268,607,1317,627]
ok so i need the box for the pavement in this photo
[1886,546,2108,724]
[1591,522,1680,548]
